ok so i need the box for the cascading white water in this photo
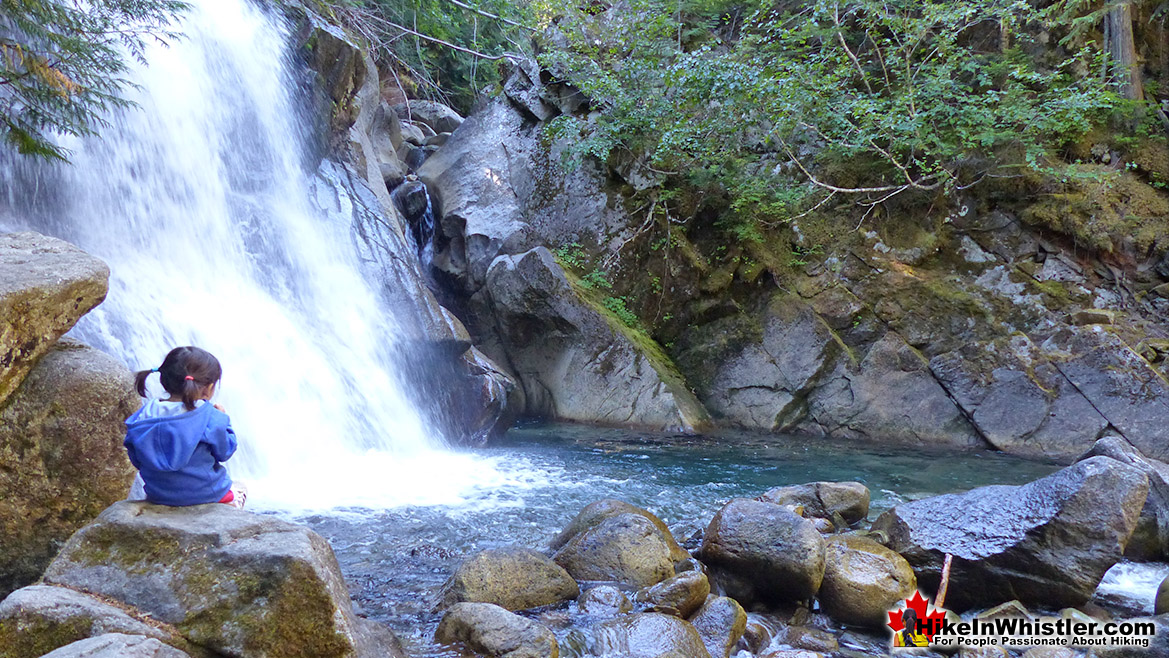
[1,0,527,512]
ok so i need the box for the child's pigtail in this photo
[134,369,152,398]
[180,376,201,412]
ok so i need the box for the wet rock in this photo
[578,585,632,617]
[687,595,745,658]
[0,231,109,406]
[550,499,688,562]
[553,513,676,588]
[482,248,710,432]
[392,100,464,134]
[390,180,429,221]
[740,621,771,654]
[634,570,709,617]
[0,585,195,658]
[0,341,138,599]
[758,481,870,526]
[775,626,839,653]
[818,534,917,627]
[40,634,190,658]
[1157,577,1169,615]
[587,612,712,658]
[438,546,579,611]
[43,501,405,658]
[1078,436,1169,561]
[871,457,1149,610]
[435,602,558,658]
[699,498,826,605]
[760,651,825,658]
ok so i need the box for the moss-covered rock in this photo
[42,501,405,658]
[0,341,138,599]
[0,232,109,407]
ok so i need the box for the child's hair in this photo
[135,346,223,411]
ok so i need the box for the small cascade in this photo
[391,177,437,265]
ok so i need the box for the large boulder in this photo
[758,481,871,526]
[550,499,689,562]
[699,498,826,605]
[0,231,109,406]
[41,634,190,658]
[435,602,558,658]
[817,535,917,627]
[481,247,710,432]
[1077,436,1169,560]
[586,612,712,658]
[0,341,138,598]
[554,513,677,588]
[688,596,746,658]
[0,585,197,658]
[392,100,464,134]
[438,546,579,611]
[42,501,405,658]
[871,456,1149,610]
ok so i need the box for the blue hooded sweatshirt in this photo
[124,400,237,506]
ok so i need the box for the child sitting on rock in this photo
[124,346,246,509]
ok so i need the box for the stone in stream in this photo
[757,481,871,526]
[0,585,202,658]
[1158,576,1169,615]
[817,534,917,627]
[699,498,827,606]
[40,634,191,658]
[550,499,689,562]
[437,546,579,612]
[553,512,676,588]
[687,595,746,658]
[435,602,558,658]
[578,585,632,617]
[633,569,710,618]
[41,501,406,658]
[0,341,139,599]
[1078,436,1169,560]
[0,231,110,407]
[871,456,1149,611]
[587,612,712,658]
[773,626,839,653]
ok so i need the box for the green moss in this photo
[0,615,93,658]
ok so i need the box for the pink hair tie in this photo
[184,376,194,381]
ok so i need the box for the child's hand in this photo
[213,403,226,413]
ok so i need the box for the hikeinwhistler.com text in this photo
[925,617,1156,649]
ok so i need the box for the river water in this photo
[268,422,1089,656]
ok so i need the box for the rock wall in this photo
[412,59,1169,459]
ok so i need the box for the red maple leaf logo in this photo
[887,591,948,641]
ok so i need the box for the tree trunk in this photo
[1107,1,1144,101]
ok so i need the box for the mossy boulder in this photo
[553,513,677,588]
[0,585,201,658]
[0,341,138,598]
[42,501,405,658]
[550,499,689,562]
[438,546,579,611]
[435,602,558,658]
[699,498,826,606]
[817,535,917,627]
[0,231,109,407]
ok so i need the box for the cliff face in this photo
[413,60,1169,462]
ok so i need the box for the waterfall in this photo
[0,0,512,511]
